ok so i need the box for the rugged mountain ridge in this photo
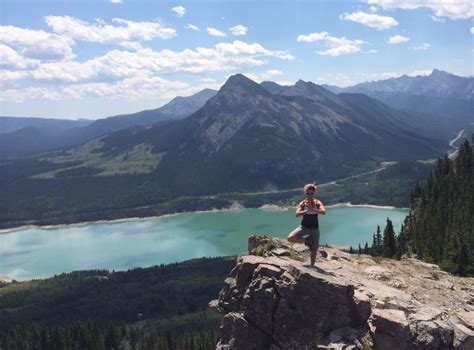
[331,69,474,100]
[92,73,443,193]
[15,74,445,192]
[321,70,474,140]
[213,236,474,349]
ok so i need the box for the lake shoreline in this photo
[0,201,409,234]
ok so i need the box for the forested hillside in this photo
[0,257,235,350]
[401,139,473,275]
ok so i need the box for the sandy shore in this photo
[326,202,410,210]
[0,202,408,234]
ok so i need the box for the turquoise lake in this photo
[0,206,408,280]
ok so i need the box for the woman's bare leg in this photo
[287,226,305,244]
[287,234,305,244]
[310,248,317,265]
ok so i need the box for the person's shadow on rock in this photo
[302,264,336,276]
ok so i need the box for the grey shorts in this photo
[288,226,320,250]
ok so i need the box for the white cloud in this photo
[242,69,283,82]
[388,35,410,44]
[1,34,293,103]
[171,5,186,18]
[297,32,329,42]
[471,27,474,34]
[0,44,39,69]
[229,24,248,36]
[341,11,398,30]
[0,70,30,83]
[45,16,176,49]
[207,27,227,37]
[369,6,378,13]
[186,24,200,31]
[109,0,123,3]
[367,0,474,20]
[297,31,366,56]
[6,40,292,84]
[411,42,430,50]
[0,25,74,61]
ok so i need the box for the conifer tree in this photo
[375,225,383,255]
[383,218,396,257]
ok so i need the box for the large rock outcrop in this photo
[212,236,474,349]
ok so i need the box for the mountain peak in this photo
[224,73,258,87]
[430,69,451,78]
[218,73,267,97]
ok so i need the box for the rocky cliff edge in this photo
[211,236,474,349]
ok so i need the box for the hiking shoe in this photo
[304,236,315,250]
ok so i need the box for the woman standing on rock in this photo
[287,183,326,266]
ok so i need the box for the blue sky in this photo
[1,0,473,119]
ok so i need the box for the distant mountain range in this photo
[0,88,216,158]
[321,69,474,139]
[323,69,474,100]
[0,116,92,135]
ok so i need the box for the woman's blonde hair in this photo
[303,183,317,193]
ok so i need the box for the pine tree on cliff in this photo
[371,233,377,256]
[396,217,410,259]
[382,218,396,257]
[375,225,383,255]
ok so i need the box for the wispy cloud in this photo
[367,0,474,20]
[186,24,200,31]
[229,24,248,36]
[297,31,366,56]
[431,15,446,23]
[109,0,123,3]
[411,42,430,50]
[207,27,227,37]
[388,35,410,44]
[171,6,186,18]
[341,11,398,30]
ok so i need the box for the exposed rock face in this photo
[213,235,474,349]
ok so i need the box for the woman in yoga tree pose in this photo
[287,183,326,266]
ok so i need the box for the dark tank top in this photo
[301,213,319,229]
[300,200,319,229]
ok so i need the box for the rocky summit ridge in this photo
[211,236,474,349]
